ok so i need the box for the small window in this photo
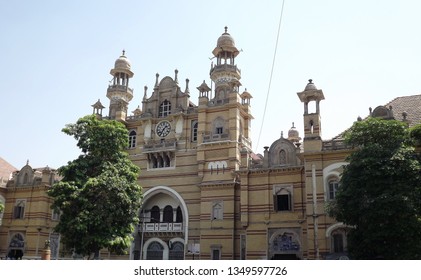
[279,149,287,165]
[333,233,344,253]
[52,209,60,221]
[176,206,183,223]
[163,205,173,223]
[213,117,225,135]
[128,130,137,149]
[212,201,223,220]
[192,121,198,142]
[150,206,160,223]
[159,100,171,117]
[212,248,221,260]
[273,187,292,212]
[276,194,290,211]
[329,179,340,200]
[13,200,25,219]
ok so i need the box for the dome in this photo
[304,79,317,91]
[212,27,239,57]
[217,27,235,49]
[114,50,131,70]
[288,122,301,143]
[110,50,134,77]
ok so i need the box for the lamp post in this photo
[138,208,145,260]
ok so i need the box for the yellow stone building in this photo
[1,28,420,260]
[0,162,60,259]
[96,28,421,260]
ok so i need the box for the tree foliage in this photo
[0,202,4,213]
[328,118,421,259]
[48,115,142,258]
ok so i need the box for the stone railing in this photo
[143,140,176,152]
[322,138,350,151]
[141,223,183,232]
[203,133,230,143]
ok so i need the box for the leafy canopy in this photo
[328,117,421,259]
[48,115,142,258]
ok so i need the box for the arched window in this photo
[23,173,29,184]
[146,241,164,260]
[213,117,225,135]
[169,241,184,260]
[212,201,223,220]
[159,100,171,117]
[328,178,340,200]
[192,121,198,142]
[163,205,173,223]
[333,233,344,253]
[331,228,347,253]
[279,149,287,165]
[13,200,25,219]
[176,206,183,223]
[273,187,293,212]
[128,130,136,149]
[150,206,160,223]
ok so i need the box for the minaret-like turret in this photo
[297,79,325,152]
[210,27,242,100]
[106,50,134,121]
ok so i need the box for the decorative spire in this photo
[122,49,125,56]
[224,26,228,33]
[185,78,190,94]
[143,85,148,100]
[155,73,159,88]
[174,69,179,84]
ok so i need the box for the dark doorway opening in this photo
[272,254,300,260]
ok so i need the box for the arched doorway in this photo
[8,233,25,259]
[268,229,302,260]
[146,241,164,260]
[169,241,184,260]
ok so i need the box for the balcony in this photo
[143,140,176,152]
[107,84,133,95]
[203,133,230,143]
[141,222,183,232]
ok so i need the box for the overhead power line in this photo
[255,0,286,152]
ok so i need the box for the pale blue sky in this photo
[1,0,421,170]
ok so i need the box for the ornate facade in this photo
[1,28,420,260]
[95,28,421,260]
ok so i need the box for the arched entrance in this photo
[268,229,302,260]
[132,186,188,260]
[146,241,164,260]
[8,233,25,259]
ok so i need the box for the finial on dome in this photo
[308,79,313,84]
[224,26,228,33]
[122,49,125,56]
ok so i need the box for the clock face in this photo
[156,121,171,137]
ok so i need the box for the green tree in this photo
[0,202,4,213]
[328,118,421,259]
[48,115,142,259]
